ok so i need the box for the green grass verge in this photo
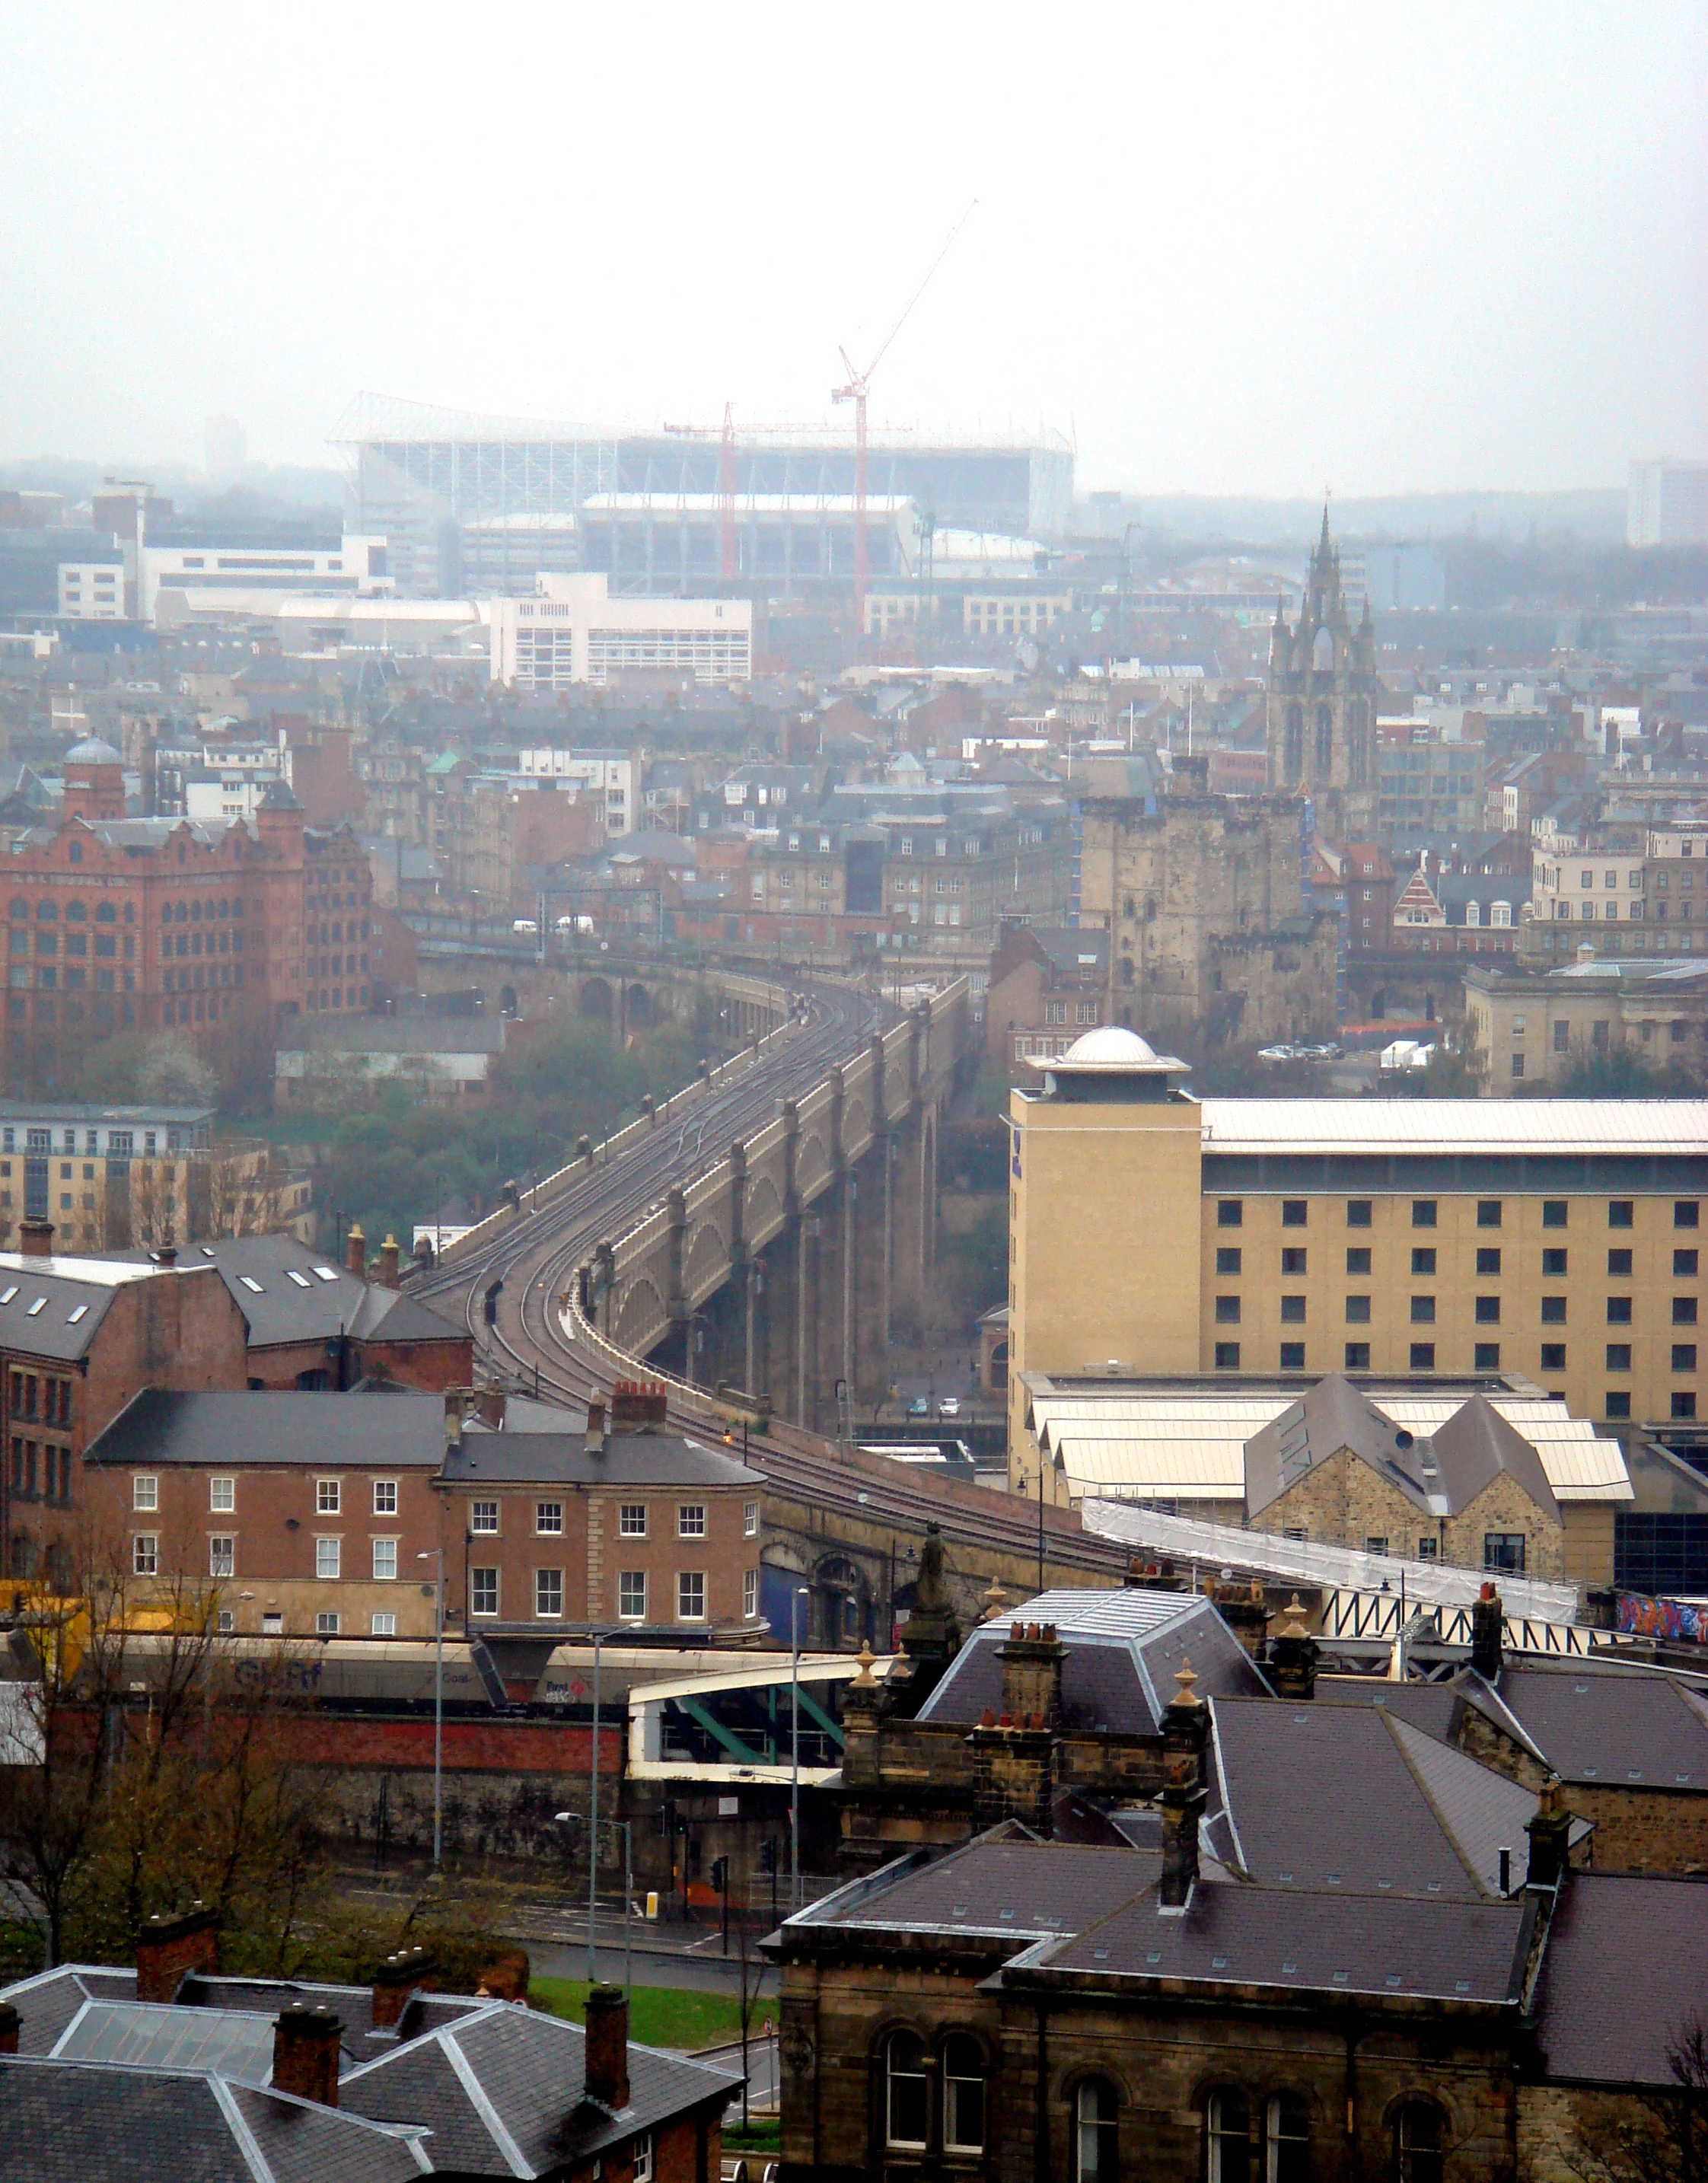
[529,1975,777,2052]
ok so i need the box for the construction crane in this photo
[833,200,977,647]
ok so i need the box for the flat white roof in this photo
[0,1253,200,1289]
[1197,1098,1708,1155]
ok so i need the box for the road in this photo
[411,982,1126,1583]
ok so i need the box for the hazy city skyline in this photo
[2,2,1703,500]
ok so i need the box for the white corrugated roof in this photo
[1028,1388,1633,1503]
[1197,1098,1708,1155]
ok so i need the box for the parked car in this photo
[512,919,539,936]
[937,1395,961,1420]
[906,1395,931,1419]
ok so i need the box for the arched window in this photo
[1075,2077,1119,2182]
[1266,2092,1309,2183]
[6,900,23,920]
[1207,2088,1251,2183]
[1284,703,1304,782]
[884,2032,928,2151]
[1395,2102,1442,2183]
[35,901,56,923]
[68,841,81,863]
[1315,704,1334,774]
[95,902,115,923]
[943,2035,985,2155]
[65,900,84,921]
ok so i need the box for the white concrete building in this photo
[141,536,391,622]
[1531,848,1647,927]
[489,574,750,691]
[515,749,636,836]
[57,564,126,621]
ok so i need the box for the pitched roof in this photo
[792,1837,1158,1947]
[1480,1662,1708,1788]
[341,2001,738,2177]
[84,1391,450,1472]
[0,2057,429,2181]
[1244,1378,1560,1524]
[179,1235,464,1351]
[1028,1877,1531,2006]
[1534,1872,1708,2085]
[441,1433,763,1490]
[0,1257,228,1364]
[1208,1696,1566,1898]
[915,1588,1268,1734]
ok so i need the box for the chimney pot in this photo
[135,1902,220,2003]
[346,1224,366,1280]
[583,1982,630,2111]
[377,1235,400,1289]
[272,2003,343,2107]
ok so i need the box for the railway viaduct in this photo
[578,988,961,1435]
[427,978,1124,1644]
[409,943,785,1044]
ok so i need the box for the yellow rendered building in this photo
[1008,1026,1708,1481]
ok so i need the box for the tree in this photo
[1398,1013,1486,1098]
[1565,2017,1708,2183]
[1552,1046,1703,1099]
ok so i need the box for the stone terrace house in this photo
[770,1625,1708,2183]
[81,1381,765,1643]
[0,1923,736,2181]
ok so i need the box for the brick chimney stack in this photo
[377,1235,400,1289]
[444,1388,467,1453]
[610,1381,668,1432]
[0,2003,18,2055]
[272,2004,343,2106]
[346,1224,366,1280]
[18,1219,53,1260]
[583,1983,630,2111]
[135,1902,220,2003]
[1471,1583,1504,1681]
[371,1946,436,2032]
[585,1399,606,1452]
[1159,1659,1209,1909]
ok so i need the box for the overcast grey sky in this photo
[1,2,1703,497]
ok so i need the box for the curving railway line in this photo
[410,986,1125,1587]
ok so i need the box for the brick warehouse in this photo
[0,738,376,1097]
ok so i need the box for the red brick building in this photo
[81,1382,765,1640]
[0,1230,250,1587]
[1,743,374,1095]
[983,923,1108,1072]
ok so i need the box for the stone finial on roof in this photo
[1171,1657,1201,1709]
[1281,1595,1309,1640]
[982,1579,1008,1622]
[853,1643,876,1687]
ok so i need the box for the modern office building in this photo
[1627,458,1708,547]
[1007,1027,1708,1448]
[333,391,1074,599]
[489,574,751,690]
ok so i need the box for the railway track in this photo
[413,990,1124,1585]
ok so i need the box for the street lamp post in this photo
[790,1585,809,1912]
[415,1550,445,1869]
[588,1628,604,1981]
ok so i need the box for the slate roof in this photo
[1534,1872,1708,2085]
[792,1836,1159,1946]
[0,1258,228,1364]
[179,1235,464,1353]
[442,1434,763,1490]
[1479,1662,1708,1789]
[1245,1377,1559,1523]
[0,2058,429,2181]
[341,2000,738,2178]
[1028,1877,1532,2006]
[84,1390,451,1471]
[916,1588,1268,1734]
